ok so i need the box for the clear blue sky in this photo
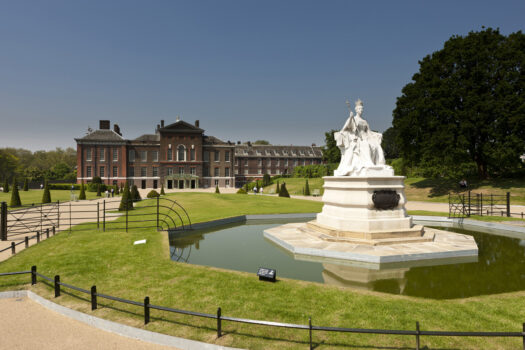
[1,0,524,150]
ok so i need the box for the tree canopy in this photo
[321,130,341,164]
[392,28,525,178]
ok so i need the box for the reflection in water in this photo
[168,221,525,299]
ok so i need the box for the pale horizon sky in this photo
[1,0,524,151]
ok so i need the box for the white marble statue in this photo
[334,99,393,176]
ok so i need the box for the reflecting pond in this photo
[168,219,525,299]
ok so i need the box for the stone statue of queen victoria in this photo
[334,99,394,177]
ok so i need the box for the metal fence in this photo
[1,266,525,349]
[448,191,521,218]
[0,197,192,241]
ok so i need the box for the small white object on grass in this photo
[133,239,147,245]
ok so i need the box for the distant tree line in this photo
[0,147,77,184]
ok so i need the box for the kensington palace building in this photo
[75,119,323,189]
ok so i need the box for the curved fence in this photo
[1,267,525,350]
[0,197,192,241]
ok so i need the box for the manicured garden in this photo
[0,193,524,349]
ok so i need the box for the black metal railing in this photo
[1,266,525,350]
[448,191,521,218]
[0,196,192,241]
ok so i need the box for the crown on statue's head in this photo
[355,99,363,107]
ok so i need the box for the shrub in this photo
[96,184,102,197]
[10,177,21,207]
[79,182,86,200]
[48,184,80,190]
[262,173,271,187]
[215,185,220,194]
[115,185,119,195]
[293,164,337,178]
[160,184,165,195]
[131,185,141,201]
[119,182,133,211]
[236,187,247,194]
[87,182,106,192]
[304,179,310,196]
[279,183,290,198]
[275,181,280,194]
[3,178,9,193]
[91,176,102,184]
[23,178,28,191]
[42,180,51,203]
[147,190,160,198]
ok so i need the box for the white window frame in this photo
[177,145,186,161]
[129,150,135,162]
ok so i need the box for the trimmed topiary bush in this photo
[23,178,28,191]
[10,177,21,207]
[160,184,165,195]
[236,187,247,194]
[215,185,220,194]
[304,179,310,196]
[115,185,119,195]
[278,182,290,198]
[119,182,133,211]
[147,190,160,198]
[131,185,141,201]
[42,180,51,203]
[79,181,86,200]
[275,181,280,194]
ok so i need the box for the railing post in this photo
[480,193,483,216]
[309,317,313,350]
[415,321,420,350]
[522,322,525,350]
[54,275,60,297]
[69,202,72,233]
[144,296,150,324]
[97,202,100,229]
[46,228,49,239]
[468,191,471,217]
[57,200,60,228]
[156,196,160,231]
[507,192,511,217]
[0,202,7,241]
[52,226,55,236]
[31,265,37,285]
[103,200,106,232]
[40,203,43,235]
[11,242,15,255]
[91,286,97,310]
[217,307,222,338]
[126,203,128,233]
[36,231,40,243]
[25,236,28,248]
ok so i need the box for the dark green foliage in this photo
[119,182,133,211]
[262,174,271,187]
[215,185,220,194]
[278,182,290,198]
[275,181,280,194]
[115,185,119,195]
[236,187,247,194]
[91,176,102,184]
[10,177,21,207]
[96,184,101,197]
[87,182,106,192]
[147,190,160,198]
[3,178,9,193]
[48,183,80,190]
[41,180,51,203]
[321,130,341,164]
[131,185,141,201]
[79,181,86,200]
[304,179,310,196]
[293,164,337,178]
[393,28,525,179]
[381,127,400,160]
[160,184,165,195]
[23,178,28,191]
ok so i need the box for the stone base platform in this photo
[264,223,478,264]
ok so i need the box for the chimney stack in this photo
[161,120,164,128]
[195,120,200,128]
[113,124,121,136]
[99,120,110,130]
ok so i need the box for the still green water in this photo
[169,220,525,299]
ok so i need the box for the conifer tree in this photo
[3,178,9,193]
[79,181,86,200]
[275,180,280,194]
[42,180,51,204]
[304,179,310,196]
[10,177,21,207]
[279,182,290,198]
[115,185,119,195]
[160,183,165,195]
[119,182,133,211]
[131,185,141,201]
[215,185,220,194]
[23,178,29,191]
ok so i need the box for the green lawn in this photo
[0,193,523,349]
[0,189,103,207]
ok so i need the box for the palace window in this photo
[190,148,196,161]
[167,167,173,175]
[257,169,262,174]
[179,167,184,175]
[190,167,196,175]
[214,179,219,186]
[100,148,105,161]
[214,151,220,162]
[140,151,147,162]
[178,145,186,161]
[244,159,248,166]
[152,151,159,162]
[86,149,92,162]
[225,167,230,177]
[113,166,118,177]
[167,149,173,161]
[113,148,118,161]
[276,159,280,166]
[153,167,158,177]
[141,167,147,177]
[86,166,92,177]
[99,166,105,177]
[225,151,230,162]
[203,167,209,177]
[129,167,135,177]
[214,168,220,177]
[129,150,135,162]
[244,169,248,175]
[225,179,230,187]
[258,158,262,166]
[204,151,209,162]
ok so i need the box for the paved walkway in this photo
[0,296,181,350]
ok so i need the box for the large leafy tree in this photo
[321,130,341,164]
[393,28,525,178]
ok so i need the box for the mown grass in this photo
[262,178,324,196]
[1,193,524,349]
[0,189,103,207]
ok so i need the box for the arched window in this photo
[178,145,186,161]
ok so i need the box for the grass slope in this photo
[0,189,101,206]
[0,193,523,349]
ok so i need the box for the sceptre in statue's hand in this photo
[341,99,355,132]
